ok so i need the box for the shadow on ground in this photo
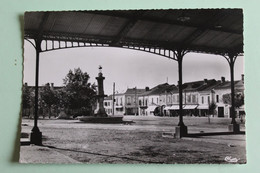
[43,145,164,164]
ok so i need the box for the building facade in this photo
[212,75,245,118]
[103,75,245,118]
[104,95,113,115]
[124,88,146,115]
[138,83,169,116]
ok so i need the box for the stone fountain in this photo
[78,66,123,123]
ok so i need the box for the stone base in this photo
[78,116,123,123]
[228,124,240,133]
[94,108,108,117]
[30,131,42,145]
[174,125,188,138]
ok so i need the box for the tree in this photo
[208,102,217,116]
[223,92,244,119]
[207,102,217,124]
[223,92,244,108]
[55,89,69,109]
[63,68,97,116]
[40,83,59,118]
[22,84,32,117]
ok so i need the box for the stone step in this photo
[20,138,31,146]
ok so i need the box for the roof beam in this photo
[35,12,50,40]
[182,11,227,45]
[84,10,242,35]
[111,11,145,46]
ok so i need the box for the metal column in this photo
[30,39,42,145]
[227,52,240,132]
[176,50,187,137]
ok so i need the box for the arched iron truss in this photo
[24,38,179,61]
[25,36,243,62]
[222,52,245,65]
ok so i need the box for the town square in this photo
[20,9,245,164]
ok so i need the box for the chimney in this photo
[145,87,149,91]
[221,77,225,83]
[204,79,208,84]
[51,83,54,89]
[241,74,244,83]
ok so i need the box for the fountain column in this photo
[94,66,108,117]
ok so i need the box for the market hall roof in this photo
[24,9,243,55]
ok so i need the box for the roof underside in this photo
[24,9,243,55]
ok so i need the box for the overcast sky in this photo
[23,41,244,95]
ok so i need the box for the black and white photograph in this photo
[20,9,245,164]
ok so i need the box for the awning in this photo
[183,105,198,109]
[163,106,171,111]
[197,105,209,109]
[169,105,185,110]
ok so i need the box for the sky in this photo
[23,40,244,95]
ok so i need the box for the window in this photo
[133,97,136,104]
[127,97,131,105]
[157,98,159,104]
[172,95,176,103]
[104,102,107,106]
[201,96,204,104]
[216,95,219,103]
[152,98,154,103]
[208,96,210,104]
[168,96,171,103]
[187,95,191,103]
[139,100,142,106]
[192,95,196,103]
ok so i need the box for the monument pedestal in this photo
[95,109,108,117]
[94,95,108,117]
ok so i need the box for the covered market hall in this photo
[24,9,243,144]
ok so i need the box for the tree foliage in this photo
[63,68,97,115]
[22,85,31,109]
[208,102,217,115]
[40,83,58,109]
[39,83,59,118]
[223,92,244,108]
